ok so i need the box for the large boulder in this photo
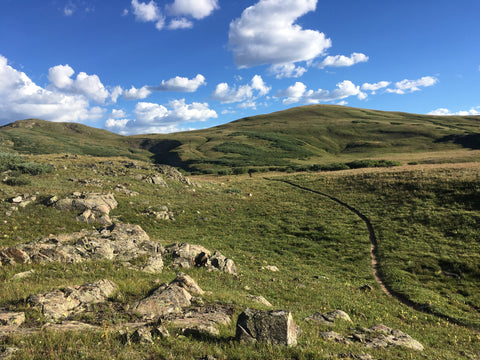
[132,274,203,320]
[28,279,118,321]
[236,309,299,347]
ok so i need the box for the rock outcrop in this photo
[49,192,118,225]
[28,279,118,321]
[320,324,424,351]
[0,223,164,274]
[236,309,299,347]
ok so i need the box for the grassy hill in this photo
[1,105,480,174]
[0,106,479,358]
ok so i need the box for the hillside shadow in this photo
[435,134,480,149]
[138,139,188,169]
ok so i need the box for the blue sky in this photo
[0,0,479,135]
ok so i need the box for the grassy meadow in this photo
[0,152,479,359]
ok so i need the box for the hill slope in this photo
[1,106,480,172]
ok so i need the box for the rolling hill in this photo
[1,105,480,173]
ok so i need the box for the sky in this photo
[0,0,479,135]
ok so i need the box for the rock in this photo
[130,327,154,344]
[42,321,102,333]
[236,309,299,347]
[0,223,164,272]
[0,248,30,265]
[262,265,279,272]
[321,331,352,345]
[359,284,373,292]
[209,251,237,275]
[166,244,237,275]
[132,274,202,320]
[28,279,118,321]
[144,175,168,187]
[246,295,273,307]
[305,310,352,326]
[170,273,205,295]
[164,304,234,338]
[51,192,117,223]
[0,347,20,359]
[364,324,424,351]
[0,311,26,331]
[9,196,23,204]
[141,254,164,274]
[11,269,35,281]
[151,325,170,339]
[156,165,193,186]
[166,243,211,269]
[114,184,139,197]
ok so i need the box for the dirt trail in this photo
[266,177,477,330]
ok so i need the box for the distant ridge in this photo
[1,105,479,172]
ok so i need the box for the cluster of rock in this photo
[142,206,175,221]
[5,193,38,216]
[0,223,237,279]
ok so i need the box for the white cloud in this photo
[122,86,152,100]
[150,74,206,92]
[229,0,331,70]
[64,5,75,16]
[0,55,104,124]
[48,64,109,103]
[269,63,307,79]
[361,81,391,92]
[318,52,369,69]
[111,109,127,118]
[387,76,438,94]
[168,18,194,30]
[428,107,480,116]
[276,80,366,105]
[110,86,123,103]
[105,99,217,134]
[167,0,219,20]
[131,0,165,30]
[211,75,271,104]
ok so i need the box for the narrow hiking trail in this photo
[266,177,477,330]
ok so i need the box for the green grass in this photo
[0,154,479,359]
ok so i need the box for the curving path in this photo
[266,177,476,329]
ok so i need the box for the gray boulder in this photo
[28,279,118,321]
[132,274,203,320]
[51,192,117,224]
[236,308,299,347]
[305,309,352,326]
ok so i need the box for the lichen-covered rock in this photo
[305,309,352,326]
[166,244,237,275]
[236,309,299,347]
[0,311,25,333]
[132,274,204,320]
[28,279,118,321]
[51,192,117,224]
[246,295,273,307]
[0,223,164,273]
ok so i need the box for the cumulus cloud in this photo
[167,0,219,20]
[150,74,206,92]
[317,52,369,69]
[104,99,217,135]
[229,0,332,73]
[276,80,366,105]
[122,86,152,100]
[110,86,123,103]
[0,55,104,124]
[361,81,391,93]
[131,0,165,30]
[48,64,109,103]
[211,75,271,104]
[428,107,480,116]
[269,63,307,79]
[386,76,438,94]
[131,0,217,30]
